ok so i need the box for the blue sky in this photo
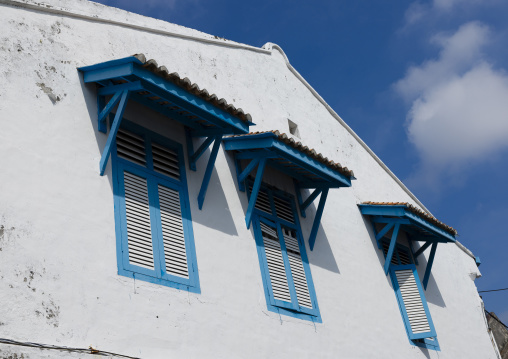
[91,0,508,322]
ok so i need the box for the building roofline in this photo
[1,0,477,262]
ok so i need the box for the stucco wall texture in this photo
[0,0,496,358]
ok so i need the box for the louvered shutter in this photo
[123,171,156,270]
[157,184,189,278]
[152,143,180,180]
[117,128,147,166]
[258,220,315,313]
[253,187,272,214]
[382,241,413,265]
[114,126,199,289]
[282,227,312,309]
[390,265,437,340]
[273,196,294,224]
[260,222,293,305]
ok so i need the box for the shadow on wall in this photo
[185,138,238,236]
[361,215,447,309]
[414,244,446,308]
[299,196,340,274]
[223,151,340,275]
[79,74,238,239]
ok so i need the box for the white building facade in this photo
[0,1,498,358]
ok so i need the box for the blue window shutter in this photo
[119,167,161,278]
[390,264,437,340]
[152,178,190,279]
[252,187,321,320]
[258,219,295,310]
[113,122,200,292]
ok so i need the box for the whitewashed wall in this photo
[0,1,496,358]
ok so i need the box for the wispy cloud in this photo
[403,0,500,27]
[394,22,508,188]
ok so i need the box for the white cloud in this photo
[395,22,490,102]
[394,22,508,178]
[407,63,508,164]
[403,0,499,27]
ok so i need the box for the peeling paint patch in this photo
[36,83,60,104]
[0,351,28,359]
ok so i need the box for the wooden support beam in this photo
[384,224,400,275]
[97,81,142,96]
[99,90,129,176]
[423,242,438,290]
[189,136,214,170]
[238,158,260,184]
[97,90,123,133]
[301,188,322,214]
[414,241,432,259]
[197,135,222,210]
[308,187,329,251]
[245,158,267,229]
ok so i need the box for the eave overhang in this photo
[359,202,457,289]
[78,54,253,209]
[223,131,353,188]
[78,54,252,134]
[223,131,354,250]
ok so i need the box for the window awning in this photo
[358,202,457,289]
[79,54,252,209]
[223,131,354,250]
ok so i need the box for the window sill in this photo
[118,268,201,294]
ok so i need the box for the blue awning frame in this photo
[358,204,456,290]
[79,56,251,209]
[223,132,353,250]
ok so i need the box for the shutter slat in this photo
[124,172,154,270]
[394,268,432,336]
[273,196,294,223]
[261,224,291,302]
[284,228,312,308]
[117,129,147,166]
[152,143,180,180]
[158,184,188,278]
[252,187,272,214]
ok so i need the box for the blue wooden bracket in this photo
[197,135,222,210]
[245,158,267,229]
[414,241,432,259]
[238,158,260,184]
[308,187,329,251]
[384,223,400,275]
[186,131,216,172]
[185,130,226,209]
[300,188,322,217]
[97,90,122,134]
[375,222,395,250]
[423,242,437,290]
[97,81,144,133]
[99,90,130,176]
[407,236,419,265]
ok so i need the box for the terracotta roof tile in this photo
[227,131,354,178]
[362,201,457,236]
[132,53,252,124]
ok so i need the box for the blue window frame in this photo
[111,120,200,293]
[249,184,321,322]
[380,239,440,351]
